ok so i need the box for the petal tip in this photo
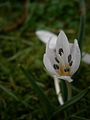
[35,30,41,35]
[74,39,79,47]
[59,30,65,36]
[58,76,73,82]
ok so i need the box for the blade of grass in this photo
[8,47,31,61]
[71,115,89,120]
[60,79,68,102]
[0,84,19,101]
[0,84,32,109]
[20,65,54,119]
[66,109,86,120]
[51,86,90,119]
[20,0,37,34]
[78,0,86,56]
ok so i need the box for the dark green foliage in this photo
[51,86,90,119]
[20,65,54,119]
[0,0,90,120]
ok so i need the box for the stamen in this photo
[53,64,59,70]
[67,68,70,72]
[69,61,73,66]
[58,65,70,76]
[64,68,70,72]
[64,69,67,72]
[59,48,64,56]
[55,57,59,63]
[68,54,72,63]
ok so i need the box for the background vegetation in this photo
[0,0,90,119]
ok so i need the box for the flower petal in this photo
[56,30,70,65]
[46,40,59,66]
[70,39,81,75]
[57,76,73,82]
[82,52,90,64]
[43,54,58,75]
[36,30,57,49]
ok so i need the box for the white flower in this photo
[43,30,81,82]
[36,30,57,49]
[36,30,90,65]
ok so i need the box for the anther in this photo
[53,64,59,70]
[55,57,59,63]
[68,54,72,63]
[59,48,64,56]
[69,61,73,66]
[64,68,70,72]
[67,68,70,72]
[64,68,67,72]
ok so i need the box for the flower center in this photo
[58,65,70,76]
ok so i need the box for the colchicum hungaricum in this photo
[43,30,81,82]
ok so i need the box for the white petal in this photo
[57,76,73,82]
[36,30,57,49]
[43,54,57,75]
[56,30,70,65]
[46,40,58,66]
[69,43,73,50]
[70,39,81,75]
[82,52,90,64]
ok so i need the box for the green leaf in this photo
[20,65,54,119]
[8,47,31,61]
[0,59,11,75]
[51,87,90,119]
[60,79,68,102]
[78,0,86,56]
[0,84,19,101]
[71,115,89,120]
[0,84,31,108]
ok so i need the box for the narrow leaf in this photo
[71,115,89,120]
[78,0,86,56]
[0,84,31,108]
[60,79,68,102]
[51,87,90,119]
[0,84,19,101]
[20,65,54,119]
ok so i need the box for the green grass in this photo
[0,0,90,120]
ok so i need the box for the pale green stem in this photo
[54,76,72,105]
[65,81,72,100]
[53,76,64,105]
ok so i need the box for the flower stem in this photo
[60,80,68,102]
[53,76,64,105]
[54,77,72,105]
[65,81,72,100]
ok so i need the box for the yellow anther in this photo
[58,65,70,76]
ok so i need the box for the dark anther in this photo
[64,69,67,72]
[68,54,72,63]
[69,61,73,66]
[59,48,64,56]
[64,68,69,72]
[55,57,59,63]
[67,68,70,72]
[53,64,59,70]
